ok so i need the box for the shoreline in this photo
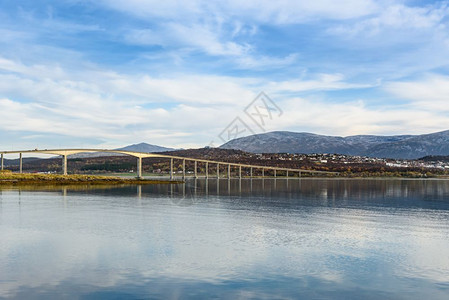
[1,171,447,186]
[0,173,182,186]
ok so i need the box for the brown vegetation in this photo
[0,172,177,186]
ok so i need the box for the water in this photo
[1,179,449,299]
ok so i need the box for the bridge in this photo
[0,148,335,179]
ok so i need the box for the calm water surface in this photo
[1,179,449,299]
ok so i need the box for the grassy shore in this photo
[0,171,180,185]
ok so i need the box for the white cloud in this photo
[0,57,66,80]
[0,57,257,147]
[223,0,380,23]
[0,56,255,106]
[126,23,251,56]
[329,2,449,37]
[233,53,299,69]
[268,73,374,93]
[271,97,449,136]
[385,74,449,112]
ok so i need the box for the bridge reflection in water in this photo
[4,177,449,213]
[39,178,449,210]
[0,148,335,179]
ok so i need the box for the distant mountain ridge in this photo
[220,130,449,159]
[118,143,174,153]
[69,143,175,158]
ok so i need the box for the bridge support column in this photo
[286,170,289,178]
[1,154,3,171]
[170,158,173,180]
[227,164,230,179]
[205,162,208,178]
[274,169,276,177]
[62,155,67,175]
[137,157,142,178]
[182,159,185,179]
[250,167,253,178]
[194,161,197,178]
[262,168,264,178]
[217,163,220,178]
[299,171,301,178]
[239,166,242,179]
[19,153,22,173]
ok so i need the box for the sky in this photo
[1,0,449,150]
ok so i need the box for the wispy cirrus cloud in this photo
[329,2,449,37]
[268,73,375,93]
[125,23,251,56]
[101,0,380,23]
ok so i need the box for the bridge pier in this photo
[227,164,230,179]
[182,159,185,179]
[250,167,253,178]
[170,158,173,180]
[217,163,220,178]
[1,154,3,171]
[205,162,208,179]
[274,169,277,177]
[262,168,264,178]
[137,157,142,178]
[239,166,242,179]
[286,170,289,178]
[62,155,67,175]
[194,161,197,178]
[19,153,22,173]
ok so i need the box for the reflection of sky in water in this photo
[1,179,449,299]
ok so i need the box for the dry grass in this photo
[0,172,178,185]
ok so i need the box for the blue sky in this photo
[1,0,449,150]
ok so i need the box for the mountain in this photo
[219,130,449,159]
[365,131,449,159]
[2,157,43,167]
[117,143,174,153]
[69,143,175,158]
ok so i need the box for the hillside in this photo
[220,130,449,159]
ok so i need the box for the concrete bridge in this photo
[0,148,335,179]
